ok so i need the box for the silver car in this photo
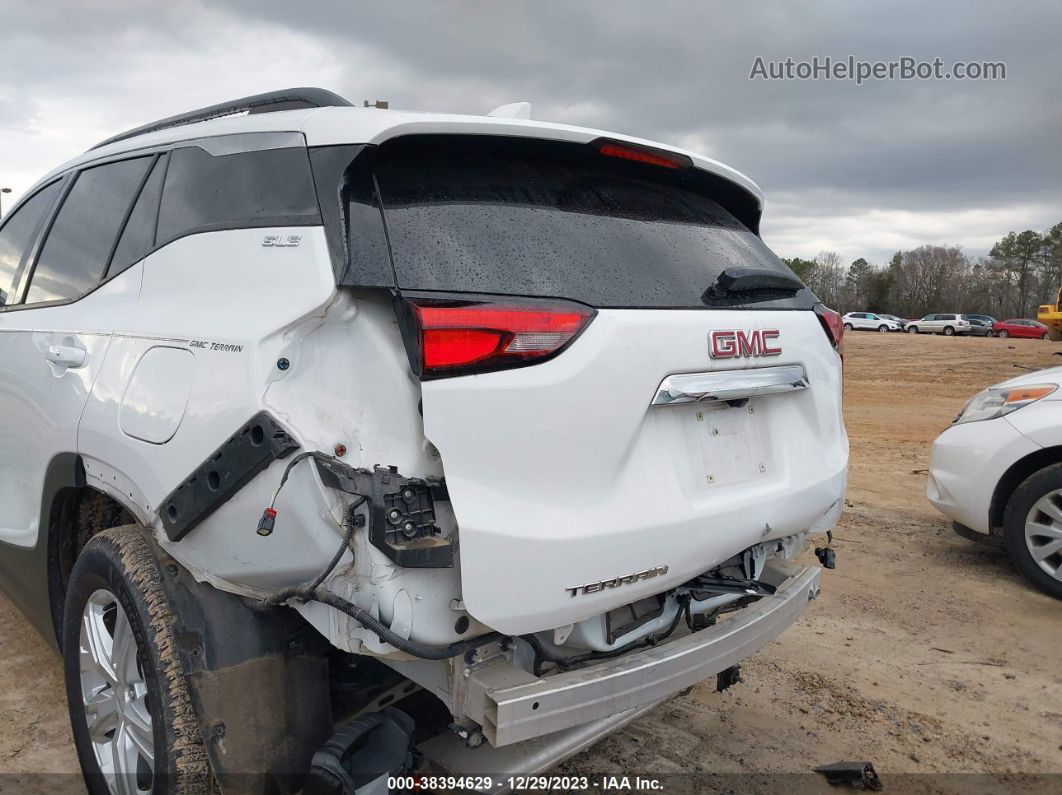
[904,313,971,336]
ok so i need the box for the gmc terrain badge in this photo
[566,565,670,597]
[709,329,782,359]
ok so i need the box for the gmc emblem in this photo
[709,329,782,359]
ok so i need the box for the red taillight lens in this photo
[815,304,844,356]
[403,298,596,378]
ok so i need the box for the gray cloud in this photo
[0,0,1059,263]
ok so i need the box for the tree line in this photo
[783,221,1062,319]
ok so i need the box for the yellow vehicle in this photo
[1037,286,1062,340]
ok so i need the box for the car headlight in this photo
[953,384,1057,425]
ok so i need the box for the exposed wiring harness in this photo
[254,451,502,660]
[257,451,342,536]
[521,593,690,676]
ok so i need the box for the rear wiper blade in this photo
[704,266,805,299]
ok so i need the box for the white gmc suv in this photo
[0,88,847,794]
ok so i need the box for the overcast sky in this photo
[1,0,1059,264]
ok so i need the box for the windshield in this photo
[372,137,814,310]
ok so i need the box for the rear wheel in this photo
[843,322,853,331]
[906,325,919,334]
[63,525,210,794]
[1042,332,1049,340]
[943,326,955,336]
[987,330,996,337]
[999,329,1009,338]
[878,325,889,333]
[1003,466,1062,599]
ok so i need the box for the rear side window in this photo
[0,182,61,307]
[372,137,811,310]
[109,154,167,277]
[156,146,320,247]
[26,157,153,305]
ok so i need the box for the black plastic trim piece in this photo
[305,708,415,794]
[155,551,331,789]
[307,144,396,289]
[102,153,162,280]
[91,87,352,151]
[314,460,454,568]
[160,412,299,542]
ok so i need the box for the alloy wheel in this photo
[79,590,154,794]
[1024,491,1062,582]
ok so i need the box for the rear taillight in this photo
[398,296,596,379]
[815,304,844,356]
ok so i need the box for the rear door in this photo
[0,156,153,547]
[371,136,847,634]
[0,181,65,544]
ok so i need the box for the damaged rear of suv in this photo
[0,88,846,793]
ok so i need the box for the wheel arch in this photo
[989,446,1062,532]
[0,452,141,650]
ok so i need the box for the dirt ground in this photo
[1,332,1060,792]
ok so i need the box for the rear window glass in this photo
[110,154,167,277]
[156,146,320,247]
[372,138,810,309]
[27,157,153,305]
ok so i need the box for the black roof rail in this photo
[90,87,353,151]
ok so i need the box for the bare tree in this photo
[807,250,845,308]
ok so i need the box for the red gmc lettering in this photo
[709,329,782,359]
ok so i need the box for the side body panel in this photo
[0,272,142,547]
[78,227,341,583]
[76,227,477,650]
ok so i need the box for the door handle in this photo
[46,344,87,368]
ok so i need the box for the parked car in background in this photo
[990,319,1049,339]
[928,367,1062,599]
[877,314,908,330]
[965,313,998,327]
[904,313,970,336]
[842,312,903,332]
[966,318,992,337]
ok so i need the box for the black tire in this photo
[906,325,919,334]
[1002,466,1062,599]
[877,325,889,333]
[1041,332,1049,340]
[999,329,1009,338]
[943,326,955,336]
[63,525,210,794]
[986,330,996,337]
[843,323,853,331]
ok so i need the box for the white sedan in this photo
[928,367,1062,599]
[841,312,903,332]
